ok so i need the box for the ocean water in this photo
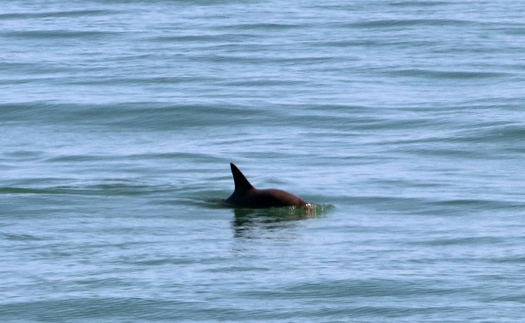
[1,0,525,322]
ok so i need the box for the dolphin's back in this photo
[226,163,308,208]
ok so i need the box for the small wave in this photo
[389,1,450,7]
[2,233,46,241]
[0,10,112,20]
[0,184,164,196]
[347,18,472,29]
[3,30,115,40]
[387,69,510,80]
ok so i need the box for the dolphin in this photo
[226,163,309,208]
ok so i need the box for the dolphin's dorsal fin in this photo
[230,163,254,192]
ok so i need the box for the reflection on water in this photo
[231,205,329,239]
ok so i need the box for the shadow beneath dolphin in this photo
[200,197,332,239]
[231,205,330,239]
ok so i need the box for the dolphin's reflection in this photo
[231,205,326,239]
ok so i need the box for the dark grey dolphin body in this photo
[226,163,308,208]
